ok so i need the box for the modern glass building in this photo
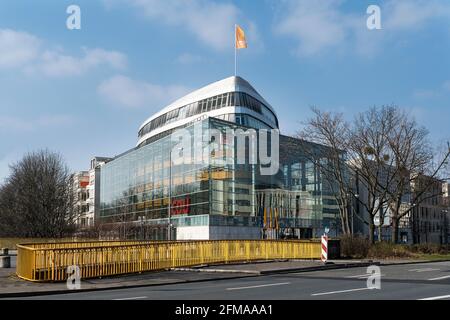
[99,76,340,240]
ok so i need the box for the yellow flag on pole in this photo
[263,207,267,228]
[235,25,247,49]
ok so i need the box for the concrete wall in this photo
[176,226,209,240]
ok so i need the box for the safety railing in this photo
[16,240,321,282]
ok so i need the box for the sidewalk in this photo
[0,266,259,298]
[1,258,448,298]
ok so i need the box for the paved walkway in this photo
[0,266,257,297]
[0,258,447,297]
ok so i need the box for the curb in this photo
[171,268,261,274]
[260,261,381,275]
[379,259,450,266]
[173,261,381,275]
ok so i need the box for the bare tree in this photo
[297,107,358,237]
[299,106,414,244]
[348,106,403,243]
[299,105,450,244]
[386,112,450,242]
[0,149,75,237]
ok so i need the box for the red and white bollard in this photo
[321,234,328,263]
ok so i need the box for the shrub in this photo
[340,235,370,259]
[368,242,414,259]
[410,243,449,255]
[340,236,450,259]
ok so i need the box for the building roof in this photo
[138,76,276,131]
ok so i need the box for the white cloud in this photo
[275,0,348,56]
[104,0,259,51]
[0,29,40,68]
[0,114,74,132]
[35,115,74,127]
[442,81,450,92]
[97,75,190,109]
[0,28,127,77]
[246,20,264,52]
[176,53,204,65]
[0,116,31,132]
[37,48,127,77]
[413,89,439,99]
[384,0,450,31]
[413,80,450,99]
[274,0,450,57]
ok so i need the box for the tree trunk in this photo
[339,206,351,236]
[391,218,399,244]
[345,211,352,236]
[378,224,383,242]
[340,210,347,236]
[369,221,375,245]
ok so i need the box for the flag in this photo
[235,25,247,49]
[269,207,272,229]
[263,207,267,228]
[275,208,279,230]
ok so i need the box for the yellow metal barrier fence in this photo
[16,240,321,282]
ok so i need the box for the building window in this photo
[138,91,278,139]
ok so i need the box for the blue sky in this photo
[1,0,450,181]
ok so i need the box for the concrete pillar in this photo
[0,256,11,268]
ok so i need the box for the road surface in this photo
[4,261,450,300]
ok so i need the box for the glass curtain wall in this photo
[100,117,340,239]
[100,117,260,233]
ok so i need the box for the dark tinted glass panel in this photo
[216,96,222,109]
[235,92,241,106]
[228,93,235,106]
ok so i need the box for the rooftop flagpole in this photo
[234,24,237,76]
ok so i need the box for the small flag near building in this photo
[234,24,247,76]
[235,25,247,49]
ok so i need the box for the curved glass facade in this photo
[100,117,341,239]
[101,120,212,222]
[138,91,278,139]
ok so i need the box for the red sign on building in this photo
[79,181,89,188]
[171,197,190,215]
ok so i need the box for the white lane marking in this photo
[346,274,384,279]
[418,294,450,301]
[226,282,290,291]
[113,296,147,300]
[428,275,450,281]
[346,274,372,278]
[311,287,375,296]
[408,268,440,272]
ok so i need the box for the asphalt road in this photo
[5,261,450,300]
